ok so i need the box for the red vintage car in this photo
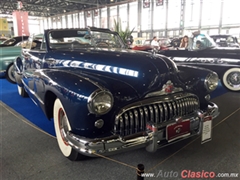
[131,38,152,51]
[132,38,172,51]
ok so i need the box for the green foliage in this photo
[113,19,135,43]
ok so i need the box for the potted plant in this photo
[113,19,135,45]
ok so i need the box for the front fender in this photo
[177,64,218,109]
[177,64,214,91]
[40,69,116,138]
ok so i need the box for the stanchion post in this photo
[137,164,144,180]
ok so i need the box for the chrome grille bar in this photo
[163,103,168,122]
[139,108,144,131]
[153,105,159,123]
[114,94,200,136]
[168,102,173,119]
[158,104,164,123]
[134,110,138,133]
[129,111,134,135]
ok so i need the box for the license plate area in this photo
[201,116,213,144]
[166,119,191,142]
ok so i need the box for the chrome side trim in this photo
[22,80,44,105]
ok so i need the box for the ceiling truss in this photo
[0,0,132,17]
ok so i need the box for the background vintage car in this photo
[14,27,219,161]
[0,37,8,44]
[131,38,171,51]
[210,34,240,48]
[131,38,153,51]
[0,36,29,83]
[159,33,240,92]
[0,45,22,83]
[0,36,29,47]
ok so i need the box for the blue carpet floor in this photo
[0,78,55,136]
[0,78,228,136]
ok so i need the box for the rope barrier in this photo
[92,151,137,170]
[2,100,240,179]
[1,101,56,138]
[146,107,240,173]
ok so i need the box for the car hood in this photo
[49,48,179,99]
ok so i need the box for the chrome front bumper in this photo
[65,102,219,157]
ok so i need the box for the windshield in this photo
[191,34,217,50]
[2,38,16,45]
[211,35,236,43]
[48,29,126,50]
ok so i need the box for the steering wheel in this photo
[96,41,109,47]
[71,40,80,44]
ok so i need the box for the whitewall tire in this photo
[6,64,16,84]
[222,68,240,92]
[53,98,85,161]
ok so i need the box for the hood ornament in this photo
[163,80,174,93]
[145,80,183,98]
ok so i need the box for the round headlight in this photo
[88,90,113,115]
[204,72,219,92]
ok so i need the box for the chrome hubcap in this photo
[58,109,69,145]
[8,65,15,82]
[227,72,240,87]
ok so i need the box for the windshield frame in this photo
[46,28,127,50]
[188,33,217,51]
[1,38,16,46]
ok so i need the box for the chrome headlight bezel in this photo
[204,72,219,92]
[87,89,114,115]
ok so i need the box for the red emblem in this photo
[163,80,174,93]
[146,123,158,133]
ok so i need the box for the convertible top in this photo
[45,27,117,36]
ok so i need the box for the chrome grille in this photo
[114,94,199,136]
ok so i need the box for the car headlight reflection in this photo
[204,72,219,92]
[88,90,113,115]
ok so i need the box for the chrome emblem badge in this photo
[163,80,174,93]
[176,127,181,134]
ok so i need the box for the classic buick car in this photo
[0,36,29,83]
[14,27,219,161]
[159,32,240,92]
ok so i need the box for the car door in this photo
[163,48,202,66]
[22,35,47,103]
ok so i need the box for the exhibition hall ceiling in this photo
[0,0,132,17]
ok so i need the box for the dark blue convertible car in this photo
[14,27,219,160]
